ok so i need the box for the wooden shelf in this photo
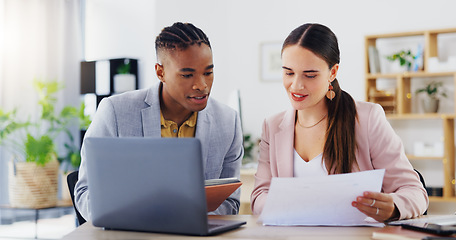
[367,71,456,79]
[428,196,456,202]
[407,155,443,161]
[365,28,456,200]
[387,113,456,120]
[365,28,456,40]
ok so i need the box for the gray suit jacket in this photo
[75,82,244,221]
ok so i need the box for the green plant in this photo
[0,79,91,168]
[386,50,415,71]
[243,134,255,164]
[116,61,131,74]
[415,81,448,99]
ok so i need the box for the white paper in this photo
[259,169,385,226]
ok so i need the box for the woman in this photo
[250,23,428,222]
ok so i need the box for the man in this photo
[74,22,243,221]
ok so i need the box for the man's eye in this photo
[306,75,317,79]
[204,72,213,76]
[182,74,193,78]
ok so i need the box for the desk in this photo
[61,215,403,240]
[0,201,73,239]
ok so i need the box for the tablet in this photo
[401,222,456,236]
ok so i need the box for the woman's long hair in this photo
[282,23,358,174]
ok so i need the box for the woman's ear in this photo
[155,63,164,82]
[329,63,339,82]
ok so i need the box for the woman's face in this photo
[282,45,338,111]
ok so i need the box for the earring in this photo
[326,82,336,100]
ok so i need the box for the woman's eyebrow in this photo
[282,66,319,73]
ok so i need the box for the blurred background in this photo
[0,0,455,238]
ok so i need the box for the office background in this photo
[1,0,456,221]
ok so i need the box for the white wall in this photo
[86,0,456,139]
[85,0,156,89]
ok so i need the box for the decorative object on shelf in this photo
[413,141,444,157]
[428,56,456,72]
[113,58,137,93]
[425,187,443,197]
[0,79,89,208]
[412,44,424,72]
[415,81,447,113]
[368,46,381,74]
[386,49,415,72]
[368,88,396,114]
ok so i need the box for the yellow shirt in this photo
[160,111,197,138]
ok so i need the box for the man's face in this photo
[156,44,214,113]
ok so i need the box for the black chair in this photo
[414,169,428,215]
[67,171,87,226]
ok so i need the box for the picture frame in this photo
[260,42,282,82]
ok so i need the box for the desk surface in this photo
[61,215,421,240]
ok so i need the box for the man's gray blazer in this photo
[74,82,244,221]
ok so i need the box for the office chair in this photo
[414,169,428,215]
[67,171,87,226]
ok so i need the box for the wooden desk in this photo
[61,215,395,240]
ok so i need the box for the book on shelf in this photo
[205,178,242,212]
[369,46,381,74]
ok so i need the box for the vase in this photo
[113,73,136,93]
[421,98,440,113]
[8,159,60,208]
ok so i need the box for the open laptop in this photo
[84,137,246,236]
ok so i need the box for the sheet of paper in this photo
[259,169,385,226]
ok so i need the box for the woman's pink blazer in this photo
[251,101,429,219]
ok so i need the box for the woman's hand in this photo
[352,191,399,222]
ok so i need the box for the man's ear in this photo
[155,63,164,82]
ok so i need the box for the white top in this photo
[293,150,328,177]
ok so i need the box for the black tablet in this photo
[401,222,456,236]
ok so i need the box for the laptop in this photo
[389,215,456,236]
[84,137,246,236]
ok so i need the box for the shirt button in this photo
[173,129,177,133]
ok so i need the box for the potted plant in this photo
[242,134,258,168]
[386,49,415,72]
[0,79,89,208]
[113,58,136,93]
[58,102,91,204]
[415,81,447,113]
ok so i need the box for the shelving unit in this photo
[365,28,456,202]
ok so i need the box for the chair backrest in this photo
[414,169,428,215]
[67,171,87,225]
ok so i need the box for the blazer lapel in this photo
[274,109,295,177]
[141,83,161,137]
[195,107,210,169]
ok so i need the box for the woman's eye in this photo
[285,72,294,76]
